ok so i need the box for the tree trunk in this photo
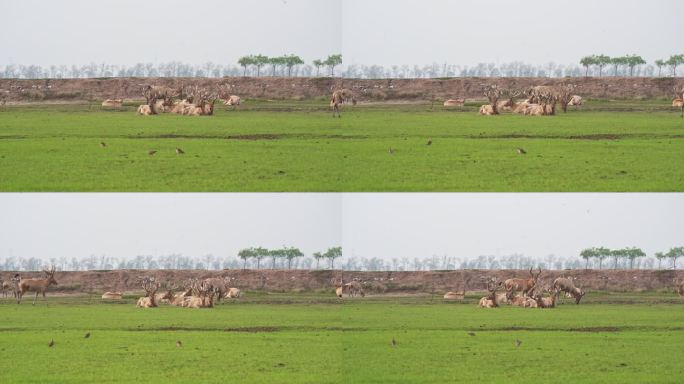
[243,258,246,270]
[315,258,319,269]
[288,259,292,269]
[243,67,247,76]
[585,258,589,269]
[585,66,589,77]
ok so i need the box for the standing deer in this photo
[136,277,160,308]
[504,267,542,297]
[330,89,356,118]
[553,277,586,304]
[17,267,58,305]
[677,280,684,297]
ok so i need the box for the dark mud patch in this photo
[224,326,280,333]
[228,134,282,141]
[568,326,621,333]
[471,134,623,140]
[0,135,26,140]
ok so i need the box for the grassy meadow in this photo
[0,99,682,191]
[0,292,683,383]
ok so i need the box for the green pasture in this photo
[0,292,682,383]
[0,99,682,191]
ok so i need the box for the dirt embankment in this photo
[1,77,682,103]
[2,269,681,294]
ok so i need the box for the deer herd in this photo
[1,267,683,308]
[94,83,684,119]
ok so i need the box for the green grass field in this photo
[0,100,682,191]
[1,292,682,383]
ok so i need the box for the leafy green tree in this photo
[269,248,284,269]
[253,246,269,269]
[666,246,684,269]
[312,251,325,269]
[595,54,611,77]
[654,59,666,77]
[610,56,629,76]
[284,247,304,269]
[283,54,304,77]
[324,54,343,77]
[253,54,269,77]
[268,56,287,77]
[324,246,342,269]
[580,55,596,76]
[238,247,255,269]
[237,56,255,76]
[580,247,597,269]
[625,55,646,76]
[594,246,611,269]
[654,251,667,269]
[624,247,646,269]
[312,59,324,77]
[666,54,684,77]
[610,248,625,269]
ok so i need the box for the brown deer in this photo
[504,267,542,297]
[480,84,502,115]
[334,279,345,298]
[17,267,58,305]
[478,278,503,308]
[101,99,124,108]
[182,280,215,308]
[101,291,123,300]
[225,287,241,299]
[443,98,465,107]
[677,280,684,297]
[330,89,357,118]
[136,277,160,308]
[444,276,471,300]
[553,277,586,304]
[535,287,560,309]
[510,294,538,308]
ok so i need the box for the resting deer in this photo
[504,267,542,297]
[101,291,123,300]
[101,99,123,108]
[553,277,586,304]
[136,277,160,308]
[182,280,215,308]
[478,278,503,308]
[535,288,560,309]
[510,294,538,308]
[444,276,471,300]
[17,267,58,305]
[443,98,465,107]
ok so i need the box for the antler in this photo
[139,276,159,296]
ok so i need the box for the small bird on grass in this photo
[391,337,397,347]
[175,147,185,155]
[148,150,157,156]
[427,139,432,146]
[515,339,522,348]
[516,147,527,155]
[388,147,396,155]
[48,339,55,347]
[467,332,476,337]
[100,142,107,148]
[176,340,183,348]
[84,332,91,339]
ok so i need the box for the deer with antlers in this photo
[478,277,503,308]
[180,279,215,308]
[136,276,160,308]
[478,84,504,116]
[553,277,586,304]
[179,85,216,116]
[495,88,524,112]
[534,286,560,309]
[16,267,58,305]
[504,267,542,297]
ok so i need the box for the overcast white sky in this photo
[0,194,681,262]
[0,0,680,67]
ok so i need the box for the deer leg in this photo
[33,291,39,305]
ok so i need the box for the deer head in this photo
[43,266,58,286]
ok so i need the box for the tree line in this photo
[0,247,681,272]
[579,54,684,77]
[2,54,682,80]
[580,246,683,270]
